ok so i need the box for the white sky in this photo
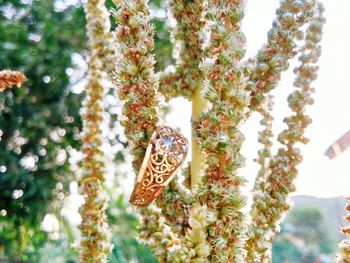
[166,0,350,198]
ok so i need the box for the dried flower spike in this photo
[253,95,274,193]
[110,0,325,261]
[246,3,325,262]
[194,1,249,262]
[158,0,206,100]
[113,0,159,171]
[112,0,176,257]
[79,0,113,261]
[246,0,317,116]
[0,70,27,91]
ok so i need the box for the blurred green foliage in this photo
[32,195,157,263]
[273,237,302,263]
[108,195,157,263]
[0,0,85,259]
[272,207,335,263]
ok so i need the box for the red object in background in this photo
[325,130,350,159]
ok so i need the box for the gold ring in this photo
[130,125,189,207]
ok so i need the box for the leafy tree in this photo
[288,207,334,254]
[273,237,302,263]
[108,195,157,263]
[0,0,86,259]
[272,207,336,262]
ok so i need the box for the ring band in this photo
[130,125,189,207]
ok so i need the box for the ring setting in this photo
[130,125,188,207]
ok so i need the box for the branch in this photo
[247,96,275,262]
[155,176,192,235]
[113,0,159,171]
[252,95,274,193]
[112,0,177,259]
[245,0,317,115]
[246,4,325,262]
[167,204,211,262]
[158,0,206,100]
[79,0,114,261]
[86,0,116,81]
[138,206,179,263]
[193,1,249,261]
[0,70,27,92]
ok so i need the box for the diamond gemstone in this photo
[157,135,176,152]
[162,135,176,150]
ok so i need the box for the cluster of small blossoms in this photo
[0,70,27,91]
[110,0,325,261]
[181,162,191,189]
[85,0,116,79]
[194,1,250,262]
[167,204,210,262]
[253,95,274,193]
[153,163,194,237]
[246,4,325,262]
[139,205,179,263]
[158,0,206,100]
[156,176,192,235]
[336,197,350,263]
[112,0,176,254]
[246,0,316,115]
[113,0,159,171]
[79,0,114,261]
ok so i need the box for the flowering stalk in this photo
[156,177,192,235]
[112,0,177,257]
[153,164,193,237]
[248,95,273,262]
[249,96,274,262]
[182,162,191,189]
[158,0,206,100]
[253,95,274,193]
[167,204,210,262]
[111,0,325,261]
[246,4,325,262]
[86,1,116,79]
[245,0,316,115]
[79,0,114,261]
[157,0,208,188]
[113,0,159,171]
[336,197,350,263]
[193,1,250,261]
[139,205,179,263]
[0,70,26,91]
[191,85,207,188]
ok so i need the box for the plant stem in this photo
[191,83,206,188]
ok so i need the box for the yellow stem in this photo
[191,84,206,188]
